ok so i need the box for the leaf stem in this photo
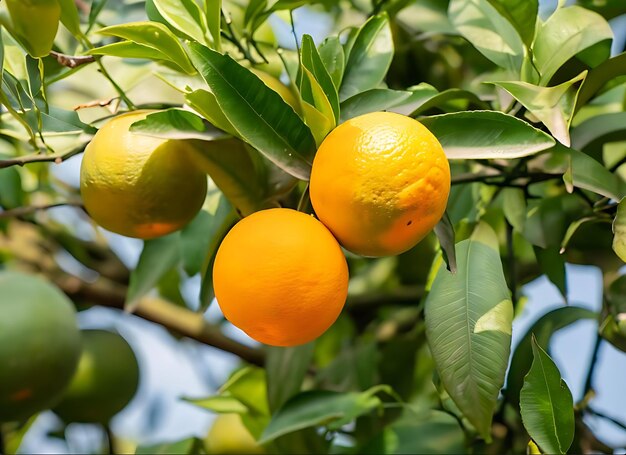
[582,333,603,400]
[586,406,626,432]
[95,60,136,110]
[506,220,518,307]
[104,424,115,454]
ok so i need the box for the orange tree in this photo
[0,0,625,453]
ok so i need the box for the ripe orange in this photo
[80,111,207,239]
[212,208,349,347]
[309,111,450,257]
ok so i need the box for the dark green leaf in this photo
[0,165,23,209]
[339,14,393,100]
[97,22,196,74]
[318,36,344,91]
[188,44,316,180]
[409,88,489,117]
[433,212,456,273]
[260,387,391,444]
[532,6,613,85]
[425,229,512,441]
[613,198,626,262]
[534,246,567,301]
[130,109,228,141]
[340,89,411,123]
[571,112,626,152]
[448,0,524,72]
[127,233,181,310]
[520,337,575,454]
[420,111,555,159]
[506,306,597,408]
[266,343,315,412]
[575,52,626,111]
[485,0,538,47]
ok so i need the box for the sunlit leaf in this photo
[613,198,626,262]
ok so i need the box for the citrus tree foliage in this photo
[0,0,625,453]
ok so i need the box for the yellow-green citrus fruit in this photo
[310,111,451,257]
[213,208,349,347]
[0,271,81,422]
[5,0,60,58]
[206,413,264,454]
[53,329,139,424]
[250,68,300,112]
[80,111,208,239]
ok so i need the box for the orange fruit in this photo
[309,111,450,257]
[80,111,207,239]
[212,208,349,347]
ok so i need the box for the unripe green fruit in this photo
[53,330,140,424]
[0,271,81,422]
[5,0,61,58]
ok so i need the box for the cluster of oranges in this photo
[81,103,451,347]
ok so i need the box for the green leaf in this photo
[339,14,393,101]
[298,67,335,145]
[259,387,391,444]
[300,34,339,123]
[97,22,195,74]
[126,233,181,310]
[448,0,524,72]
[188,43,316,180]
[361,409,466,455]
[266,343,315,412]
[58,0,83,38]
[424,234,512,441]
[409,88,489,117]
[532,6,613,85]
[420,111,555,159]
[534,246,567,301]
[502,187,526,232]
[485,0,538,47]
[340,89,411,123]
[204,0,221,51]
[571,112,626,152]
[489,72,586,146]
[197,199,238,309]
[433,212,457,273]
[135,438,204,455]
[575,52,626,111]
[150,0,211,46]
[183,395,249,414]
[179,192,231,277]
[88,41,171,61]
[0,165,23,209]
[563,146,624,201]
[522,194,586,249]
[506,306,597,408]
[520,337,575,454]
[130,109,228,141]
[395,0,455,35]
[613,198,626,262]
[318,36,344,91]
[185,89,239,137]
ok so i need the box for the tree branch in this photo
[49,51,96,69]
[0,143,87,169]
[0,202,84,220]
[56,275,266,366]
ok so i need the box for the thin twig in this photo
[0,202,84,219]
[104,424,115,455]
[583,334,603,399]
[49,51,96,69]
[0,143,88,169]
[506,220,518,307]
[587,406,626,432]
[95,60,136,110]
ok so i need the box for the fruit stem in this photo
[104,424,115,455]
[95,60,137,110]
